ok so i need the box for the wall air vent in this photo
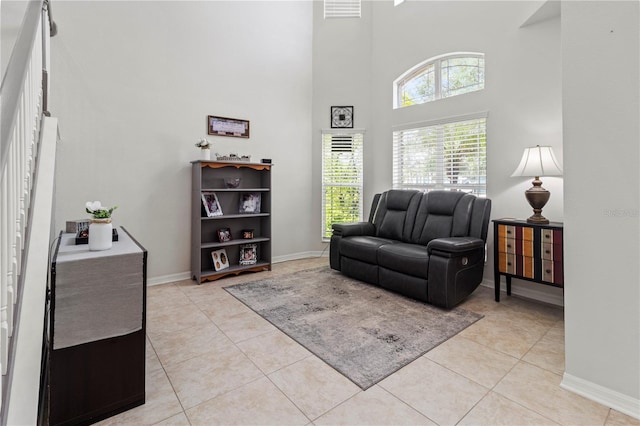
[324,0,361,19]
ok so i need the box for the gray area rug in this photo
[225,267,483,389]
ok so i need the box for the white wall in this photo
[311,0,373,250]
[0,0,29,78]
[561,1,640,416]
[50,1,314,282]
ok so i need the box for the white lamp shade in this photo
[511,145,563,177]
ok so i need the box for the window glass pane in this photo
[399,64,435,107]
[441,57,485,98]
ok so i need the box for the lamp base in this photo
[524,177,550,224]
[526,213,550,224]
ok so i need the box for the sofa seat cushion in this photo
[340,236,397,264]
[377,242,430,279]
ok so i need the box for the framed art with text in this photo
[208,115,250,138]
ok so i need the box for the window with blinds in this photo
[392,117,486,196]
[324,0,361,18]
[322,132,364,241]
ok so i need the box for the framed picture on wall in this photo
[331,106,354,128]
[207,115,250,138]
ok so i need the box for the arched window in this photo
[395,53,485,108]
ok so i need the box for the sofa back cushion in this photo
[469,197,492,241]
[411,191,475,244]
[372,190,421,242]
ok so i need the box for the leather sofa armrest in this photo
[332,222,375,237]
[427,237,484,257]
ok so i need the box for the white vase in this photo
[201,148,211,161]
[89,218,112,251]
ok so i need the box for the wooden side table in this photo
[493,218,563,302]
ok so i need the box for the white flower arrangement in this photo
[195,138,211,149]
[85,201,118,219]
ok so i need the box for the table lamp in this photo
[511,145,563,224]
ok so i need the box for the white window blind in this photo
[322,132,364,240]
[392,117,486,196]
[324,0,361,18]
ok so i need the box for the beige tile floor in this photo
[99,258,640,426]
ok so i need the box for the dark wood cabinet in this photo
[49,227,146,425]
[493,219,563,302]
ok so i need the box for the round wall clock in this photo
[331,106,354,128]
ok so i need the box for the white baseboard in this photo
[272,251,329,263]
[147,272,191,286]
[147,252,330,286]
[480,278,564,307]
[561,373,640,420]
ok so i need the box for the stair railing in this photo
[0,0,57,423]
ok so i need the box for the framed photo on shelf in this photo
[238,192,261,214]
[202,192,223,217]
[239,244,257,265]
[207,115,250,138]
[217,228,232,242]
[211,249,230,271]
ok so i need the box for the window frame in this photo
[394,52,485,109]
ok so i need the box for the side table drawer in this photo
[498,224,516,239]
[498,253,516,274]
[498,237,516,254]
[542,242,563,261]
[541,228,563,245]
[498,253,534,278]
[542,259,564,285]
[498,225,534,256]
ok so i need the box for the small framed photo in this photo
[238,192,261,214]
[239,244,257,265]
[241,229,254,239]
[202,192,223,217]
[211,249,230,271]
[207,115,250,138]
[217,228,232,242]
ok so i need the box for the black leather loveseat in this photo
[330,190,491,309]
